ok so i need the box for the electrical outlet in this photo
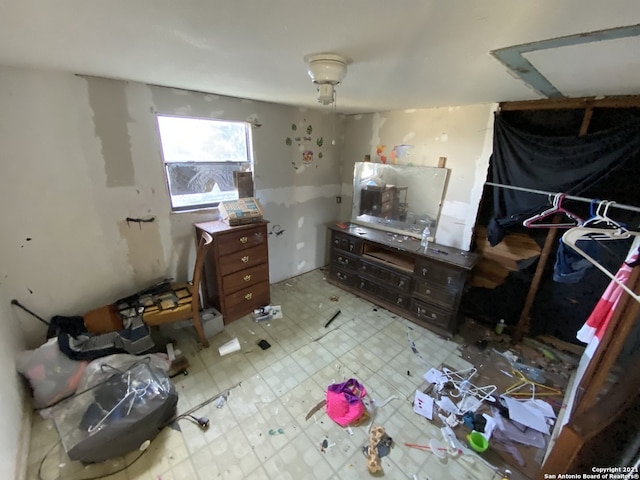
[336,196,342,204]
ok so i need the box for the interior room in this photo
[2,2,640,479]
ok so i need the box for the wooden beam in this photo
[539,349,640,477]
[573,266,640,417]
[579,106,594,136]
[512,216,560,343]
[499,95,640,111]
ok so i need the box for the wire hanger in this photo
[523,193,583,229]
[504,370,562,399]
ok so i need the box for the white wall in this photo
[341,104,496,250]
[0,66,345,477]
[0,291,30,480]
[0,65,496,478]
[0,67,342,348]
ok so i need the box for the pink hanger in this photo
[523,193,583,228]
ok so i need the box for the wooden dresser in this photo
[195,220,270,324]
[327,224,479,337]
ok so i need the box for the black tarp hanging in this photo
[487,114,640,246]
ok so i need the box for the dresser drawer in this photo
[222,263,269,295]
[331,232,363,255]
[415,260,464,288]
[331,249,360,271]
[356,277,409,310]
[224,281,271,320]
[219,244,268,276]
[413,279,458,308]
[359,259,412,292]
[329,266,358,287]
[217,225,267,256]
[410,298,453,329]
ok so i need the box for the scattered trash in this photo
[364,425,391,474]
[324,310,341,328]
[413,390,434,420]
[304,399,327,421]
[257,339,271,350]
[215,393,229,409]
[268,428,284,436]
[218,338,241,356]
[372,395,398,408]
[252,305,282,322]
[329,295,339,302]
[319,437,336,453]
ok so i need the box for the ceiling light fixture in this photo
[305,53,348,105]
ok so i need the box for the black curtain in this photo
[487,114,640,246]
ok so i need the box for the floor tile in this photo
[24,268,510,480]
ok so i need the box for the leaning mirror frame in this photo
[350,162,449,240]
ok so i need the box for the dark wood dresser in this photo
[195,220,270,324]
[327,224,479,337]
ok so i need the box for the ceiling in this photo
[1,1,639,114]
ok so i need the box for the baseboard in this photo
[13,403,31,480]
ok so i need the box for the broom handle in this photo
[10,299,50,326]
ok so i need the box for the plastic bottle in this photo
[495,319,506,335]
[421,226,430,250]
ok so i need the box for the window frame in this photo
[156,114,255,213]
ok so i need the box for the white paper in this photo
[527,398,557,419]
[482,414,497,441]
[270,305,283,320]
[501,396,550,434]
[436,395,459,414]
[413,390,434,420]
[424,368,446,384]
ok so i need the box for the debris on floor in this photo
[406,317,579,479]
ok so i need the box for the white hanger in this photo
[561,228,640,304]
[523,193,583,228]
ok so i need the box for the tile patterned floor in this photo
[26,268,503,480]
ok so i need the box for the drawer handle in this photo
[396,298,404,305]
[239,236,248,244]
[431,313,437,319]
[422,267,428,277]
[447,276,453,285]
[245,293,253,300]
[425,289,431,295]
[337,272,346,280]
[338,257,348,265]
[243,274,252,282]
[241,255,249,263]
[398,280,405,288]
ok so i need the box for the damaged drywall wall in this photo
[86,76,135,187]
[118,217,166,285]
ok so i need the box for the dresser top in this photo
[195,220,268,235]
[330,223,479,270]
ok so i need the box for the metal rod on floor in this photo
[485,182,640,213]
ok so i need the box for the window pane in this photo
[166,163,247,209]
[157,115,249,163]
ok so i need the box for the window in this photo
[156,115,254,211]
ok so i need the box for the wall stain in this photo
[85,77,135,187]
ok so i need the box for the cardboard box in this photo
[218,197,264,226]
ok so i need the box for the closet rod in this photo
[485,182,640,214]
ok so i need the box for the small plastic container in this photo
[467,431,489,453]
[495,319,506,335]
[421,226,430,250]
